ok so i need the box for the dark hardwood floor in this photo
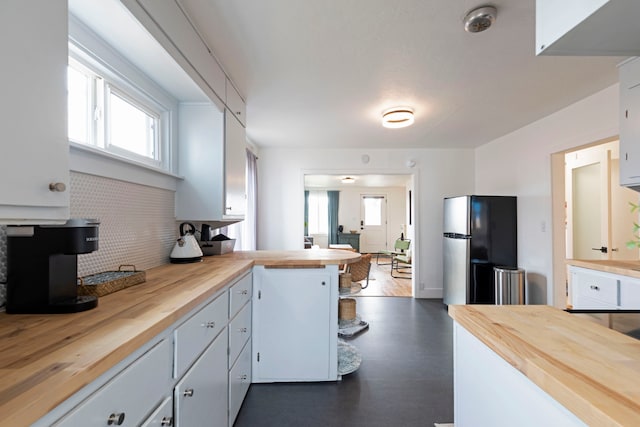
[234,297,454,427]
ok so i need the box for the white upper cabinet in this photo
[619,57,640,191]
[136,0,226,104]
[536,0,640,56]
[176,104,246,222]
[0,0,69,224]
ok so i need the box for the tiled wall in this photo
[0,172,177,307]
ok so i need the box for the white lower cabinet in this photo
[569,266,640,310]
[55,339,173,427]
[44,271,254,427]
[175,331,228,427]
[252,266,338,382]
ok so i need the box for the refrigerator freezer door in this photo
[443,196,471,236]
[443,236,470,305]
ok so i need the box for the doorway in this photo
[552,138,640,308]
[360,194,387,253]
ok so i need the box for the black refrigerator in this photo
[443,195,517,305]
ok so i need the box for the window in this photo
[67,42,173,171]
[308,191,329,234]
[363,196,383,226]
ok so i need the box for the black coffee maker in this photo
[6,219,100,314]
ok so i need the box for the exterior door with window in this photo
[360,195,387,253]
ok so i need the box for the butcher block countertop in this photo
[566,258,640,279]
[0,249,356,426]
[449,305,640,426]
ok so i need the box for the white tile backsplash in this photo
[0,172,177,307]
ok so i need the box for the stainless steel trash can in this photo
[494,266,525,304]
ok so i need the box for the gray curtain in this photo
[327,191,339,245]
[304,190,309,237]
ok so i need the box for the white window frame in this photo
[68,22,178,176]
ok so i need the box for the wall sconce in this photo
[382,107,414,128]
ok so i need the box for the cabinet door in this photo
[0,0,69,223]
[137,0,225,99]
[253,267,337,382]
[175,331,228,427]
[229,302,251,367]
[55,339,172,427]
[224,110,247,218]
[619,58,640,188]
[225,79,246,127]
[619,277,640,309]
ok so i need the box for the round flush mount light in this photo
[341,176,356,184]
[382,108,415,129]
[463,6,497,33]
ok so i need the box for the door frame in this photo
[551,136,619,309]
[302,169,418,298]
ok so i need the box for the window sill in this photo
[70,142,183,191]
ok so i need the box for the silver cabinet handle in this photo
[107,413,125,425]
[238,374,248,380]
[161,416,173,426]
[183,388,194,397]
[238,327,248,333]
[48,182,66,192]
[590,285,600,291]
[237,289,248,295]
[202,321,216,328]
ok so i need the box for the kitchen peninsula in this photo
[449,304,640,426]
[0,249,359,427]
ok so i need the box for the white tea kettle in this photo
[170,222,203,263]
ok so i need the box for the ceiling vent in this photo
[463,6,497,33]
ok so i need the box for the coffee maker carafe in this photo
[6,219,100,314]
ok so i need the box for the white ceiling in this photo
[179,0,625,150]
[305,174,411,189]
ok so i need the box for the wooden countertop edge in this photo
[448,305,640,426]
[566,259,640,279]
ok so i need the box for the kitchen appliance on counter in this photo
[443,195,517,305]
[6,219,100,314]
[170,222,203,263]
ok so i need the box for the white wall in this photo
[475,84,619,305]
[258,148,475,298]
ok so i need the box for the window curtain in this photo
[327,191,339,245]
[304,190,309,237]
[224,149,258,250]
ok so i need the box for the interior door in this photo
[566,141,640,260]
[359,194,387,253]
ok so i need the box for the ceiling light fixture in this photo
[382,108,414,129]
[341,177,356,184]
[463,5,497,33]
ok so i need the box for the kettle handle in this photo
[179,222,196,236]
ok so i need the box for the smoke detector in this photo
[463,6,497,33]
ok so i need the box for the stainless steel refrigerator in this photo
[443,195,517,305]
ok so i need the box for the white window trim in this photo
[68,14,179,187]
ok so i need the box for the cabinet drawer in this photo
[229,301,251,366]
[140,396,173,427]
[55,339,172,427]
[175,331,228,427]
[229,341,252,427]
[175,292,228,378]
[620,277,640,309]
[229,272,252,318]
[571,269,618,308]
